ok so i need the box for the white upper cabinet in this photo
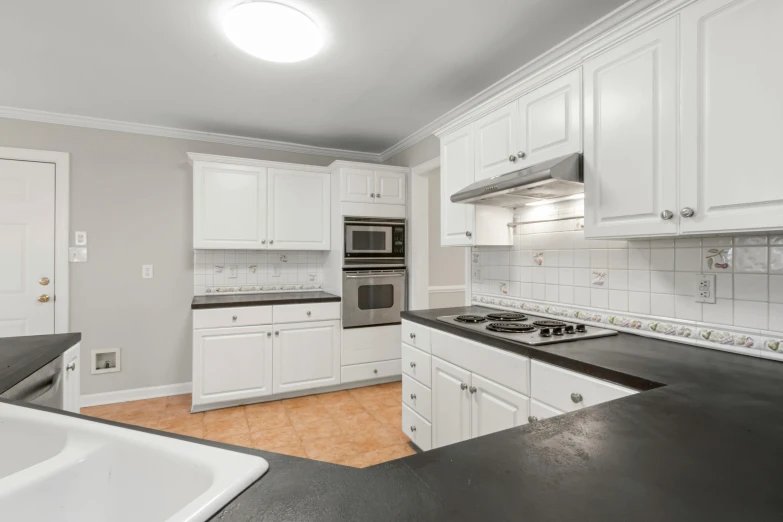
[440,126,476,246]
[679,0,783,234]
[194,162,267,249]
[340,168,375,203]
[375,171,406,204]
[583,18,679,238]
[517,69,582,168]
[267,168,330,250]
[474,103,519,181]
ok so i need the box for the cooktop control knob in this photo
[564,325,575,334]
[553,327,564,336]
[539,328,551,337]
[576,324,587,333]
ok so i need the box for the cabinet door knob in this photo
[269,240,274,244]
[409,332,416,339]
[267,332,272,337]
[528,416,538,423]
[410,393,417,400]
[410,361,417,368]
[465,231,472,238]
[376,193,381,198]
[469,386,477,394]
[371,193,375,198]
[232,315,238,321]
[508,154,517,162]
[307,311,311,316]
[660,210,674,220]
[373,369,378,374]
[517,151,526,159]
[261,239,266,244]
[410,425,417,432]
[680,207,695,218]
[460,382,468,390]
[571,392,583,403]
[275,331,279,336]
[66,362,76,372]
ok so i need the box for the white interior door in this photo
[431,356,471,449]
[470,373,530,439]
[680,0,783,233]
[267,169,330,250]
[0,159,55,337]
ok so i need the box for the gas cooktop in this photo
[436,312,617,346]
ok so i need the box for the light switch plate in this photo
[69,247,87,263]
[74,231,87,246]
[695,273,716,304]
[142,265,154,279]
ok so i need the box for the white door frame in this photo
[408,157,440,310]
[0,146,70,333]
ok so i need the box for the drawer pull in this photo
[275,331,279,336]
[571,392,583,404]
[409,332,416,339]
[232,315,238,321]
[267,332,271,337]
[528,416,538,423]
[460,382,468,390]
[409,361,417,368]
[410,393,417,400]
[373,369,378,374]
[410,425,417,432]
[307,311,311,316]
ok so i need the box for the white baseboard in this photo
[80,382,192,408]
[428,285,466,294]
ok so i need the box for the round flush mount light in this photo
[223,2,323,63]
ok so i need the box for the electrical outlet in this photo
[228,265,238,278]
[142,265,154,279]
[74,231,87,246]
[695,273,716,304]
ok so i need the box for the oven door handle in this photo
[345,273,405,279]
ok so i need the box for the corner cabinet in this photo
[191,155,330,250]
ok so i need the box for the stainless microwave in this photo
[343,217,405,261]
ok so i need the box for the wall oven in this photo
[342,269,406,328]
[344,217,405,265]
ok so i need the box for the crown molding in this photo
[327,159,409,173]
[0,105,383,163]
[186,152,333,172]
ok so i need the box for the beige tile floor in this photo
[81,381,414,468]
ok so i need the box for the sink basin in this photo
[0,402,268,522]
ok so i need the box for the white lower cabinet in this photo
[193,325,274,406]
[431,357,472,448]
[471,373,530,439]
[273,320,340,394]
[403,404,432,451]
[62,343,81,413]
[402,374,431,421]
[530,360,636,413]
[529,398,564,422]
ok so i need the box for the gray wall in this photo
[0,117,347,395]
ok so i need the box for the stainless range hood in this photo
[451,153,583,208]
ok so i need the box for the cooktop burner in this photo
[532,320,566,328]
[455,314,486,323]
[486,323,536,333]
[485,312,527,322]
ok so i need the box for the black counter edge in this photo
[191,295,342,310]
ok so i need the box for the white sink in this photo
[0,402,268,522]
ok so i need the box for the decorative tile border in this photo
[205,283,324,295]
[471,293,783,362]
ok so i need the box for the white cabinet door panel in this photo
[340,168,375,203]
[440,126,475,246]
[531,360,636,413]
[268,169,330,250]
[431,356,471,449]
[518,69,582,167]
[193,162,267,249]
[471,373,529,439]
[273,320,340,394]
[474,102,519,181]
[583,19,679,238]
[375,171,406,205]
[403,404,432,451]
[63,343,80,413]
[680,0,783,233]
[193,325,273,405]
[529,398,564,422]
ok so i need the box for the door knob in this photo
[307,311,311,316]
[660,210,674,220]
[371,193,375,198]
[517,151,526,159]
[66,362,76,372]
[410,425,417,432]
[409,333,416,339]
[269,240,274,244]
[267,332,272,337]
[38,294,50,303]
[373,369,378,374]
[39,277,50,286]
[460,382,468,390]
[680,207,695,218]
[410,393,417,400]
[232,315,238,321]
[410,361,417,368]
[275,331,279,336]
[571,392,583,403]
[508,155,517,162]
[528,416,538,423]
[469,386,477,394]
[376,193,381,198]
[261,239,266,244]
[465,231,472,238]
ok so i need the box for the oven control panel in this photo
[393,227,405,256]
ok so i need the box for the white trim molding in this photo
[80,382,193,408]
[411,157,441,177]
[186,152,331,173]
[0,146,70,334]
[428,285,466,294]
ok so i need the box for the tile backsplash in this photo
[193,250,326,295]
[471,200,783,336]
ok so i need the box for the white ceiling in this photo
[2,0,634,154]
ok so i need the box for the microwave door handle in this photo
[345,273,405,279]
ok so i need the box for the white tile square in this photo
[734,300,768,329]
[628,249,651,270]
[674,295,702,321]
[702,237,733,247]
[675,238,701,248]
[591,270,607,287]
[574,287,591,306]
[532,266,546,283]
[491,265,510,280]
[608,249,628,269]
[546,284,559,302]
[608,270,628,290]
[520,282,533,298]
[510,251,522,266]
[628,270,650,292]
[609,290,628,311]
[650,271,675,294]
[520,250,533,267]
[770,275,783,304]
[628,240,651,248]
[520,267,533,282]
[533,283,546,300]
[574,250,591,268]
[559,286,574,304]
[770,247,783,273]
[651,293,675,317]
[771,236,783,246]
[546,267,559,284]
[675,248,702,272]
[650,248,675,271]
[769,303,783,330]
[510,266,521,282]
[542,250,559,267]
[734,236,767,245]
[734,247,768,273]
[716,273,733,299]
[674,272,697,296]
[591,289,609,309]
[590,249,608,268]
[702,298,733,326]
[508,282,521,297]
[574,268,591,287]
[629,292,650,314]
[734,274,768,302]
[559,250,574,267]
[559,268,574,286]
[650,239,675,248]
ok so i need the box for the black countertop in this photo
[191,291,340,309]
[0,333,81,394]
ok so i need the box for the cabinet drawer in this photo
[531,360,637,413]
[273,302,340,324]
[193,306,272,329]
[401,320,431,353]
[402,404,432,451]
[341,359,401,384]
[401,343,431,387]
[402,374,431,422]
[529,398,564,423]
[431,329,529,395]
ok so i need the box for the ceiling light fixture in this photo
[223,2,323,63]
